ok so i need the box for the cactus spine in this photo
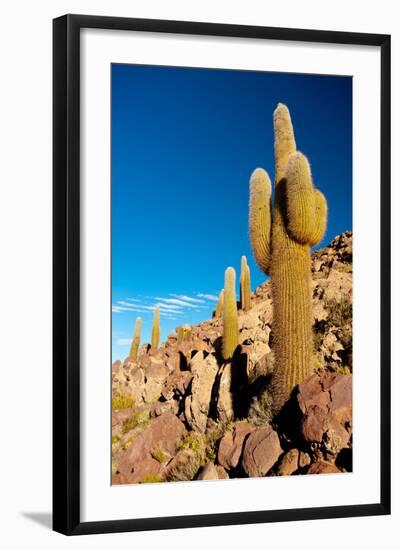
[222,267,239,360]
[215,289,224,317]
[249,103,327,412]
[129,317,142,361]
[240,256,251,311]
[151,305,160,349]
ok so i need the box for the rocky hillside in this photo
[112,231,352,484]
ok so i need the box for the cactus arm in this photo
[222,267,239,360]
[274,102,297,184]
[285,151,317,244]
[308,189,328,246]
[249,168,272,276]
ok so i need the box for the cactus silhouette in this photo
[249,103,327,412]
[129,317,142,361]
[215,289,224,318]
[240,256,251,311]
[222,267,239,360]
[151,305,160,349]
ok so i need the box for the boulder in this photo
[217,421,254,470]
[162,370,193,401]
[112,360,122,373]
[163,449,201,482]
[116,413,186,483]
[150,400,179,418]
[241,426,283,477]
[143,361,169,404]
[307,461,341,474]
[277,449,299,476]
[197,463,229,481]
[111,408,133,426]
[298,451,311,468]
[184,351,218,432]
[112,364,145,405]
[216,363,234,423]
[298,372,352,457]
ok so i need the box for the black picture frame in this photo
[53,14,391,536]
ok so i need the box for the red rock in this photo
[217,421,255,470]
[307,461,341,474]
[298,451,311,468]
[112,360,121,373]
[163,449,200,482]
[111,408,134,427]
[117,413,186,483]
[162,371,193,400]
[328,375,352,424]
[241,426,283,477]
[277,449,299,476]
[150,400,179,418]
[297,372,352,457]
[197,463,229,480]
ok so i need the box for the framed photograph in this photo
[53,14,391,535]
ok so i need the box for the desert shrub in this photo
[112,393,135,411]
[179,432,207,466]
[325,296,352,327]
[140,474,162,483]
[111,434,120,446]
[151,448,169,464]
[121,410,150,435]
[335,263,352,274]
[122,436,134,451]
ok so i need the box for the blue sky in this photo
[111,64,352,361]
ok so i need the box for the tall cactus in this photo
[129,317,142,361]
[240,256,251,311]
[222,267,239,360]
[249,103,327,412]
[151,305,160,349]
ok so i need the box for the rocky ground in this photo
[112,231,353,484]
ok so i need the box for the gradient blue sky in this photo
[111,64,352,361]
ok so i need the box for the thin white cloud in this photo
[170,294,205,304]
[116,338,132,345]
[112,305,136,313]
[116,301,183,313]
[155,297,199,308]
[197,293,219,302]
[156,303,183,311]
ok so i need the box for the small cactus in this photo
[222,267,239,360]
[177,324,192,344]
[240,256,251,311]
[129,317,142,361]
[177,326,184,344]
[151,305,160,349]
[215,289,224,317]
[183,324,192,342]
